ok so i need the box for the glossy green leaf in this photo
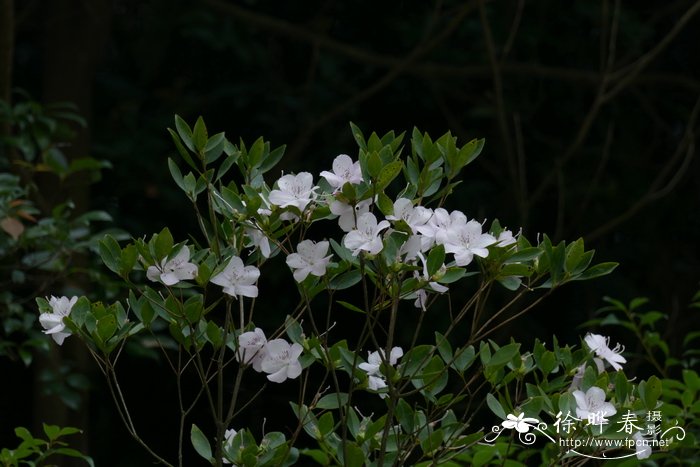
[315,392,349,410]
[486,393,507,420]
[192,116,208,152]
[190,424,212,462]
[329,270,362,290]
[487,343,520,368]
[375,160,403,191]
[573,262,618,281]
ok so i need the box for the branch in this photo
[200,0,700,91]
[605,0,700,100]
[283,0,479,162]
[585,96,700,241]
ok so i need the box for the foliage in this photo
[0,95,114,464]
[0,95,120,370]
[582,293,700,465]
[0,424,93,467]
[52,117,700,466]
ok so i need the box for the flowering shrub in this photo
[37,117,689,465]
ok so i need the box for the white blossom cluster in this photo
[358,347,403,398]
[37,154,521,398]
[569,334,649,460]
[236,328,302,383]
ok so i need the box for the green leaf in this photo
[439,267,467,283]
[367,152,382,178]
[375,160,403,191]
[168,158,185,191]
[154,228,174,260]
[452,345,475,373]
[183,294,204,323]
[420,429,443,456]
[301,449,330,465]
[683,370,700,391]
[486,393,507,420]
[120,244,138,277]
[349,122,366,150]
[341,181,357,201]
[190,424,212,462]
[643,375,662,409]
[96,315,117,343]
[487,343,520,368]
[615,370,629,405]
[14,426,33,442]
[343,442,364,467]
[174,115,194,151]
[564,238,584,272]
[504,247,542,264]
[420,355,448,397]
[98,235,121,274]
[317,412,334,437]
[315,392,349,410]
[205,321,223,347]
[497,276,522,291]
[248,137,265,168]
[43,423,60,441]
[329,270,362,290]
[53,448,94,467]
[457,138,484,167]
[435,332,452,363]
[192,116,208,152]
[426,244,445,276]
[376,192,394,216]
[168,128,197,170]
[260,144,286,174]
[574,262,618,280]
[337,300,366,314]
[547,239,566,284]
[204,132,226,164]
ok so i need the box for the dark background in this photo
[1,0,699,465]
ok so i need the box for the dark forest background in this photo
[1,0,699,465]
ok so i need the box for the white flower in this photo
[210,256,260,298]
[260,339,303,383]
[286,240,332,282]
[224,428,237,443]
[343,212,390,256]
[502,413,540,433]
[633,431,652,459]
[358,347,403,398]
[386,198,432,234]
[572,386,617,421]
[359,347,403,375]
[39,296,78,345]
[245,226,272,258]
[398,235,422,261]
[494,229,517,247]
[146,247,198,286]
[416,208,466,249]
[268,172,317,212]
[442,219,496,266]
[330,198,372,232]
[237,328,267,372]
[412,252,449,311]
[568,363,586,391]
[320,154,363,191]
[584,333,627,371]
[367,375,387,392]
